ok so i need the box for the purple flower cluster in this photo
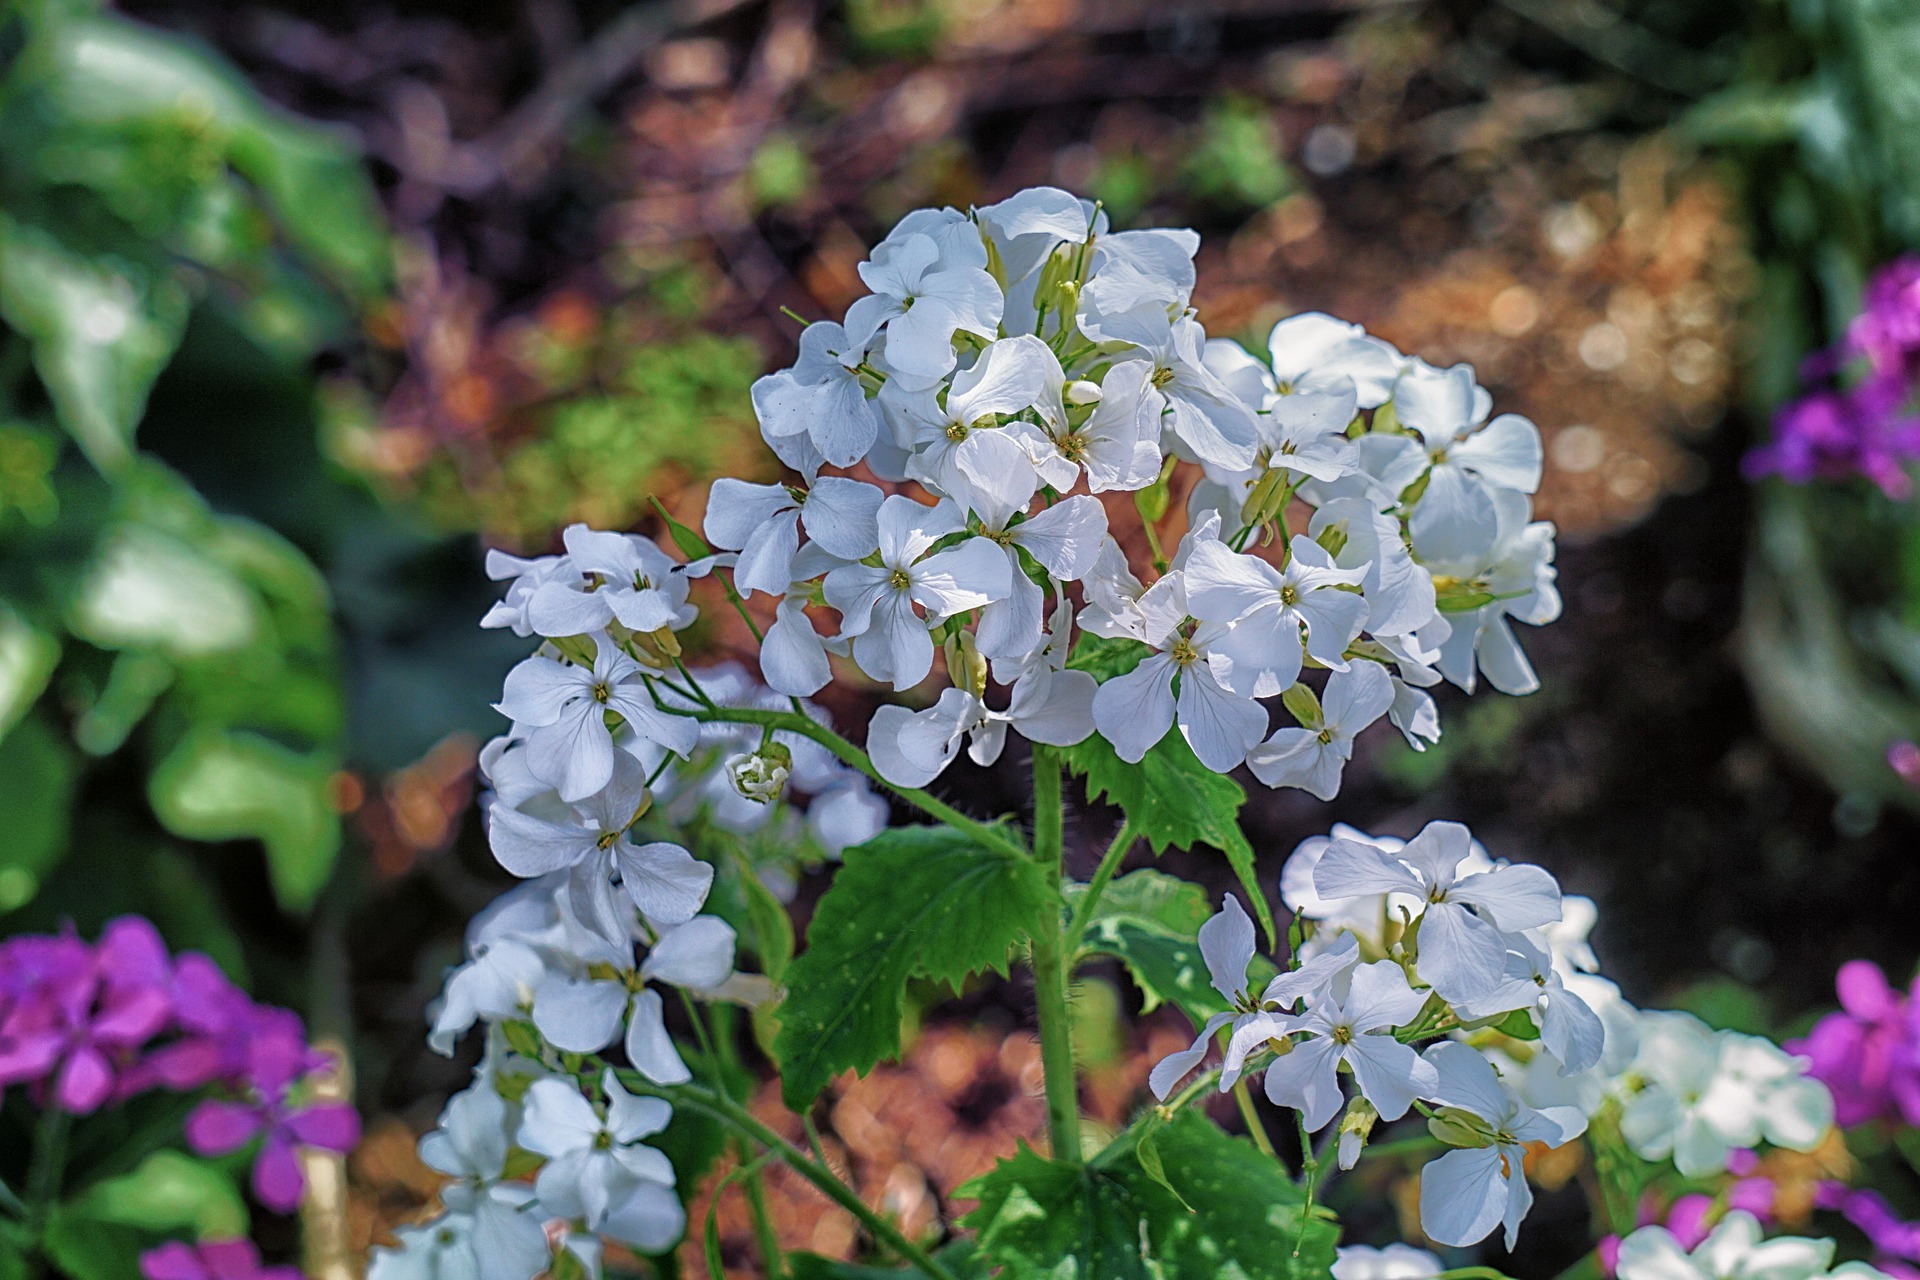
[1816,1185,1920,1279]
[0,917,359,1212]
[1746,255,1920,498]
[1788,959,1920,1129]
[140,1239,302,1280]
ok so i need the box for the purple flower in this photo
[183,1017,359,1212]
[1851,255,1920,377]
[1818,1183,1920,1264]
[139,1239,302,1280]
[0,918,175,1113]
[1789,959,1920,1128]
[1745,373,1920,499]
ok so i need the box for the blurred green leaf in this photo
[0,215,190,472]
[0,713,77,911]
[0,603,61,741]
[73,1150,247,1238]
[147,727,339,910]
[38,1208,148,1280]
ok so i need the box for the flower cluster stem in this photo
[1063,821,1136,954]
[1028,746,1083,1163]
[682,705,1026,860]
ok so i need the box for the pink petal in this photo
[185,1099,264,1155]
[285,1103,359,1154]
[139,1242,208,1280]
[1839,960,1899,1021]
[143,1039,222,1091]
[197,1240,263,1280]
[54,1045,114,1114]
[251,1133,305,1212]
[93,986,174,1048]
[99,917,172,983]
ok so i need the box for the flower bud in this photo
[943,630,988,697]
[727,743,792,805]
[1280,681,1324,730]
[1065,380,1103,406]
[1427,1105,1497,1150]
[1336,1096,1378,1170]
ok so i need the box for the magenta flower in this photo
[1789,959,1920,1128]
[134,953,274,1093]
[140,1239,302,1280]
[1818,1183,1920,1265]
[0,918,175,1113]
[183,1017,359,1212]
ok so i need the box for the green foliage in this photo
[786,1245,987,1279]
[1076,871,1278,1025]
[749,135,816,210]
[773,825,1051,1109]
[1185,98,1294,212]
[0,714,78,911]
[71,1150,248,1238]
[959,1114,1334,1280]
[1064,636,1275,946]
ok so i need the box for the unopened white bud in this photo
[1064,379,1103,406]
[726,744,791,805]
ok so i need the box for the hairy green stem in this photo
[1063,821,1136,954]
[1232,1079,1277,1160]
[1028,746,1083,1162]
[631,1080,959,1280]
[1293,1113,1321,1260]
[682,706,1027,860]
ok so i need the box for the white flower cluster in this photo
[372,644,879,1274]
[715,186,1556,800]
[1615,1212,1892,1280]
[1153,821,1838,1257]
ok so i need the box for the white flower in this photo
[749,321,882,468]
[843,231,1002,379]
[1267,313,1405,408]
[486,752,713,936]
[807,781,888,855]
[1103,311,1260,470]
[1313,820,1562,1004]
[867,665,1096,789]
[1457,936,1607,1075]
[482,550,568,638]
[1383,360,1543,564]
[1247,663,1394,799]
[1262,385,1363,485]
[533,915,738,1085]
[1331,1245,1444,1279]
[1423,490,1560,697]
[1076,224,1201,342]
[1386,676,1442,752]
[414,1085,552,1280]
[494,637,699,803]
[824,496,1010,689]
[524,527,694,640]
[760,545,848,698]
[1307,497,1437,640]
[971,492,1107,660]
[1618,1012,1833,1177]
[1184,536,1370,698]
[890,335,1057,513]
[1019,358,1162,494]
[1087,575,1266,772]
[517,1073,683,1250]
[701,476,883,598]
[1614,1212,1868,1280]
[1416,1041,1585,1250]
[429,935,547,1057]
[1147,896,1294,1099]
[1264,959,1437,1130]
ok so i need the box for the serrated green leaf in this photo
[1124,1112,1339,1280]
[1063,638,1273,947]
[1067,869,1212,939]
[786,1244,986,1279]
[1081,916,1274,1024]
[958,1141,1172,1280]
[773,825,1049,1109]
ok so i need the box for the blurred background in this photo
[4,0,1920,1273]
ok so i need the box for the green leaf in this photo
[958,1142,1173,1280]
[1081,916,1274,1024]
[1063,638,1274,947]
[0,216,189,472]
[72,1150,247,1238]
[737,857,795,985]
[1491,1009,1541,1041]
[962,1118,1338,1279]
[0,713,78,913]
[1068,868,1213,938]
[38,1208,149,1280]
[773,825,1050,1109]
[1126,1111,1339,1280]
[147,727,340,910]
[0,604,60,743]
